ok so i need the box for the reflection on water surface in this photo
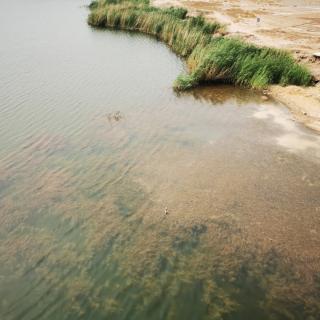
[0,1,320,319]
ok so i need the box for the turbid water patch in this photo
[0,1,320,319]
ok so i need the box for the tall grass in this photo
[88,0,313,90]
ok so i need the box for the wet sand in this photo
[153,0,320,132]
[269,84,320,132]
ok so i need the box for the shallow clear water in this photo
[1,1,320,319]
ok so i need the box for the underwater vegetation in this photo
[88,0,313,90]
[1,130,320,320]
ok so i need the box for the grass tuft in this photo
[174,74,199,91]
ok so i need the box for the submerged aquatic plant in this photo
[88,0,312,90]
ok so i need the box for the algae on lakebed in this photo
[88,0,313,90]
[1,0,320,318]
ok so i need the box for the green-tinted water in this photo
[1,1,320,319]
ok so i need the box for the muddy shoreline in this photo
[153,0,320,132]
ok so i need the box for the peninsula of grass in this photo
[88,0,313,90]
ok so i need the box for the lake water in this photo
[1,1,320,319]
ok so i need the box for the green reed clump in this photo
[88,1,219,57]
[161,7,188,19]
[174,74,199,90]
[184,38,312,89]
[90,0,149,7]
[88,0,313,90]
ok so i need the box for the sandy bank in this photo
[153,0,320,132]
[269,84,320,132]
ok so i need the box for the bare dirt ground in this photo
[153,0,320,132]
